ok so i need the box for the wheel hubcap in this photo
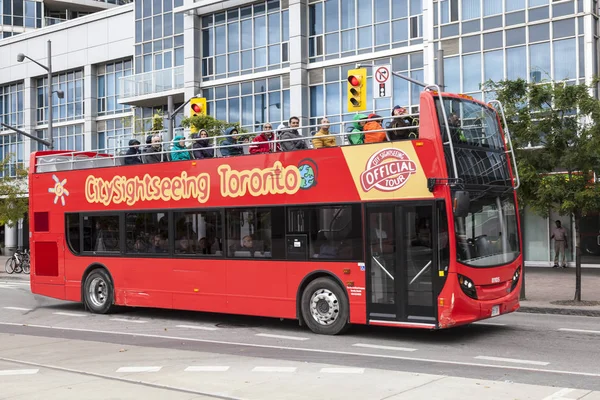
[309,288,339,326]
[88,277,107,308]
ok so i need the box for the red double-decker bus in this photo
[28,89,522,335]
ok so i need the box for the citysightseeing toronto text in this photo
[84,161,301,206]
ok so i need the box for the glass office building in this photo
[0,0,598,265]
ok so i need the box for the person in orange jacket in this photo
[312,117,337,148]
[363,113,387,143]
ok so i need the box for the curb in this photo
[518,306,600,317]
[0,274,30,281]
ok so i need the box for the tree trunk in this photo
[574,212,582,302]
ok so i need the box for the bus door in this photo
[366,202,438,327]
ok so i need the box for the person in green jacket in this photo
[349,113,367,145]
[171,135,191,161]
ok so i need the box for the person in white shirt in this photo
[551,220,568,268]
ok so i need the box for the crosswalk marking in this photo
[53,312,86,317]
[185,366,230,372]
[0,369,39,376]
[110,318,148,324]
[320,367,365,374]
[116,366,162,373]
[3,307,32,311]
[252,366,297,373]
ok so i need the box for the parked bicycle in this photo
[4,248,30,275]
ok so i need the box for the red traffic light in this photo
[191,103,202,113]
[348,75,361,86]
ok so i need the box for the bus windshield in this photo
[436,97,513,187]
[454,191,519,267]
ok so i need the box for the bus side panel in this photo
[171,259,228,313]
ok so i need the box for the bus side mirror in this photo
[453,191,470,217]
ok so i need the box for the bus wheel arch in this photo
[81,264,115,314]
[297,272,350,335]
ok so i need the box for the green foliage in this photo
[179,114,251,143]
[485,78,600,218]
[151,112,164,132]
[0,156,28,228]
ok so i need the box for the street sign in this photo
[374,64,392,98]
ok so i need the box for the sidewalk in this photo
[519,266,600,317]
[2,255,599,316]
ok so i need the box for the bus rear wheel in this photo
[301,277,349,335]
[83,269,114,314]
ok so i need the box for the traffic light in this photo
[347,68,367,112]
[190,97,206,117]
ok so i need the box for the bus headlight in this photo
[458,274,477,299]
[510,266,521,293]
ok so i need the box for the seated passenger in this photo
[389,106,418,140]
[171,135,191,161]
[363,114,387,143]
[312,117,336,148]
[191,129,214,159]
[124,139,142,165]
[150,234,167,253]
[349,114,367,144]
[448,113,466,142]
[143,135,163,163]
[220,127,244,156]
[280,116,308,151]
[249,123,275,154]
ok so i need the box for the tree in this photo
[486,78,600,302]
[180,114,251,143]
[0,156,29,229]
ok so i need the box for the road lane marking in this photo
[474,356,549,366]
[53,312,86,317]
[558,328,600,335]
[185,366,230,372]
[352,343,417,352]
[176,324,219,331]
[542,388,574,400]
[473,322,507,326]
[0,369,39,376]
[116,366,162,373]
[110,318,148,324]
[255,333,309,341]
[320,367,364,374]
[0,281,29,286]
[3,307,32,311]
[3,321,600,379]
[252,366,296,372]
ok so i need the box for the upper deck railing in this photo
[34,114,421,172]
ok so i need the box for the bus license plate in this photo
[491,305,500,317]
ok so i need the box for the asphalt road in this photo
[1,279,600,399]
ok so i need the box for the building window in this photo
[226,207,285,259]
[203,76,290,132]
[309,0,422,62]
[132,104,183,133]
[37,70,84,125]
[98,59,133,116]
[36,124,84,151]
[0,0,42,29]
[82,215,121,253]
[0,133,24,178]
[66,213,80,254]
[96,117,133,154]
[173,210,224,256]
[125,212,169,254]
[201,0,289,81]
[0,82,24,130]
[309,53,423,129]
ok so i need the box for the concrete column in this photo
[84,64,97,151]
[288,0,309,132]
[22,78,37,169]
[4,223,18,256]
[583,2,594,86]
[183,11,201,119]
[422,0,436,86]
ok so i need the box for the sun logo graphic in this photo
[48,174,69,206]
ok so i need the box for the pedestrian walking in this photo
[551,220,568,268]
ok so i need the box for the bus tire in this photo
[83,269,114,314]
[301,277,349,335]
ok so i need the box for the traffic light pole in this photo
[167,95,174,144]
[356,63,429,88]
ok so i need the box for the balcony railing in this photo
[44,17,67,26]
[119,66,184,99]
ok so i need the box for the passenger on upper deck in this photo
[191,129,214,159]
[363,114,387,143]
[142,135,163,163]
[312,117,336,148]
[349,114,367,144]
[388,106,418,140]
[448,113,466,143]
[220,127,244,157]
[124,139,142,165]
[249,123,276,154]
[280,116,308,151]
[171,135,191,161]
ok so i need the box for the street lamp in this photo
[17,40,64,150]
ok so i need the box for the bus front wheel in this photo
[83,269,115,314]
[301,277,349,335]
